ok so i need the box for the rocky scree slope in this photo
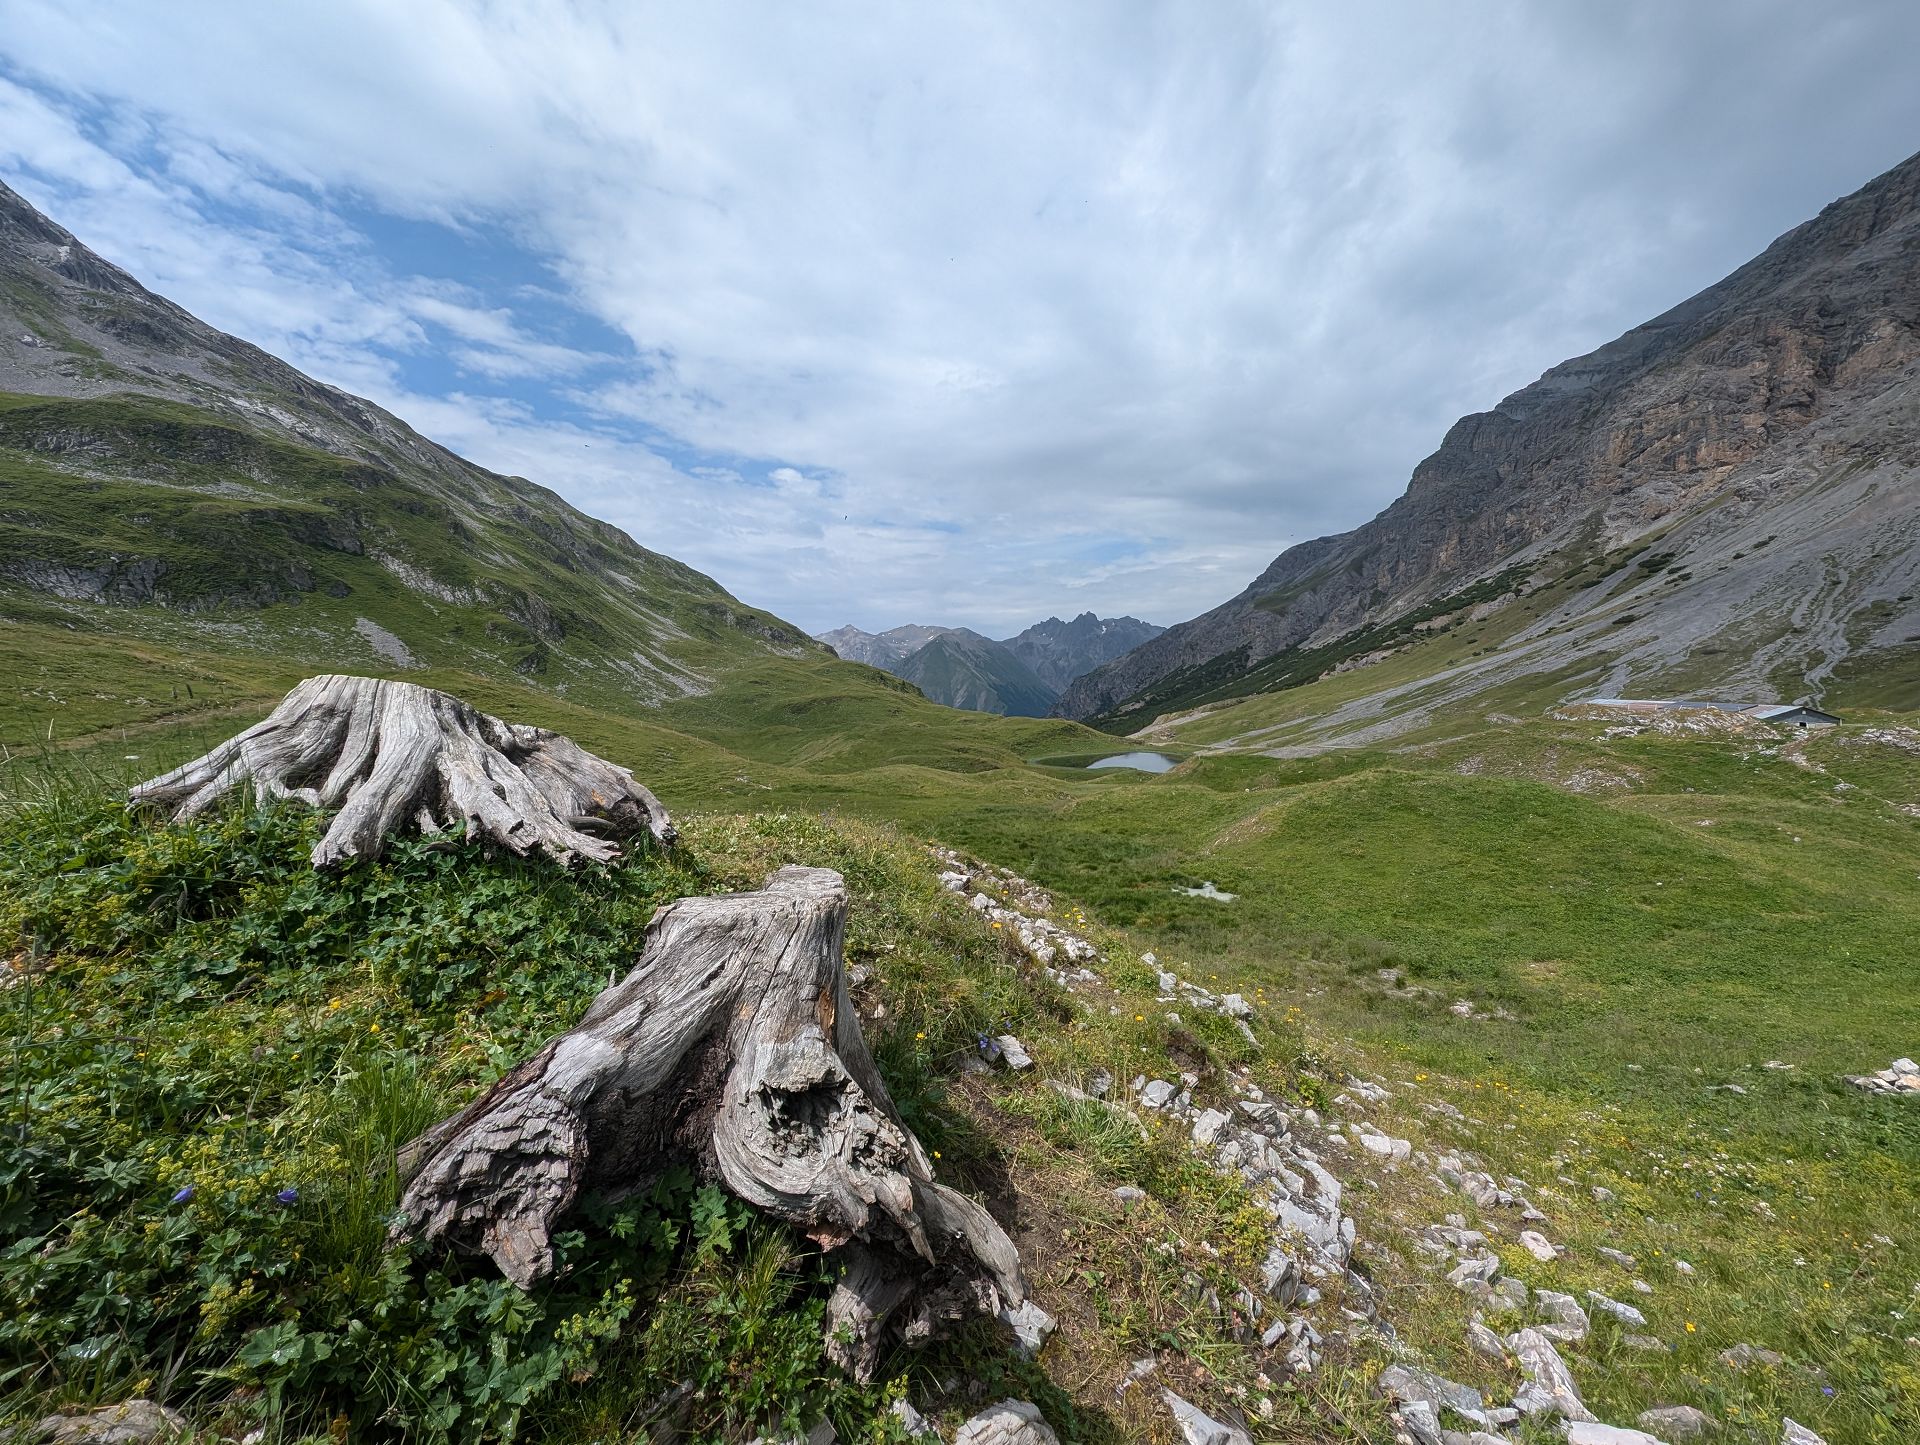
[1059,149,1920,731]
[0,177,817,705]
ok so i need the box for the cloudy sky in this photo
[2,3,1917,635]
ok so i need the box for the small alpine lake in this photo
[1084,750,1178,773]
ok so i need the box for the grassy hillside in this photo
[894,631,1058,717]
[6,653,1917,1440]
[0,390,824,727]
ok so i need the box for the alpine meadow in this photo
[1,13,1918,1445]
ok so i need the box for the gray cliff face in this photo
[1057,150,1920,725]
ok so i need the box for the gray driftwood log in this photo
[129,674,675,867]
[393,865,1028,1379]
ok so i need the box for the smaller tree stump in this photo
[393,865,1028,1379]
[129,674,675,867]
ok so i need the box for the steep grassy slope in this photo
[1060,151,1920,731]
[0,178,1128,769]
[893,630,1059,717]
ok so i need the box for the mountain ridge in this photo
[815,612,1162,715]
[0,175,823,716]
[1056,150,1920,730]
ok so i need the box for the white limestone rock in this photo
[1508,1327,1596,1422]
[952,1401,1059,1445]
[1162,1390,1252,1445]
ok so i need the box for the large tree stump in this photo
[393,865,1027,1379]
[129,674,675,867]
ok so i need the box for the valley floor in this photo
[3,664,1917,1443]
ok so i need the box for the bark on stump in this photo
[392,865,1027,1379]
[129,674,675,867]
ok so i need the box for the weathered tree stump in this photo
[393,865,1027,1379]
[129,674,675,867]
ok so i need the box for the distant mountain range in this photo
[1057,149,1920,731]
[816,613,1162,715]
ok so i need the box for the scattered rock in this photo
[1466,1318,1508,1359]
[1116,1357,1158,1395]
[995,1035,1034,1071]
[1114,1185,1146,1207]
[952,1401,1060,1445]
[1598,1246,1637,1270]
[1161,1389,1252,1445]
[1533,1289,1591,1344]
[1779,1420,1827,1445]
[1621,1334,1672,1354]
[1359,1131,1413,1161]
[1140,1079,1178,1109]
[1377,1364,1487,1425]
[1638,1404,1715,1439]
[1566,1425,1670,1445]
[1518,1229,1560,1262]
[1586,1289,1649,1329]
[1845,1058,1920,1095]
[1395,1399,1444,1445]
[1448,1254,1501,1290]
[999,1299,1055,1358]
[1508,1327,1596,1422]
[26,1402,190,1444]
[1193,1108,1233,1146]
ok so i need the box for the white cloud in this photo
[1,2,1917,634]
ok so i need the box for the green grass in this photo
[6,449,1920,1439]
[0,783,1115,1441]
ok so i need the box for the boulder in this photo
[1192,1108,1233,1146]
[1508,1327,1595,1422]
[1376,1364,1487,1424]
[1000,1298,1056,1358]
[27,1402,189,1444]
[1566,1425,1669,1445]
[952,1401,1059,1445]
[1518,1229,1560,1261]
[1586,1289,1649,1329]
[1162,1390,1252,1445]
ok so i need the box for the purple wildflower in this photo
[170,1185,194,1205]
[275,1188,299,1206]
